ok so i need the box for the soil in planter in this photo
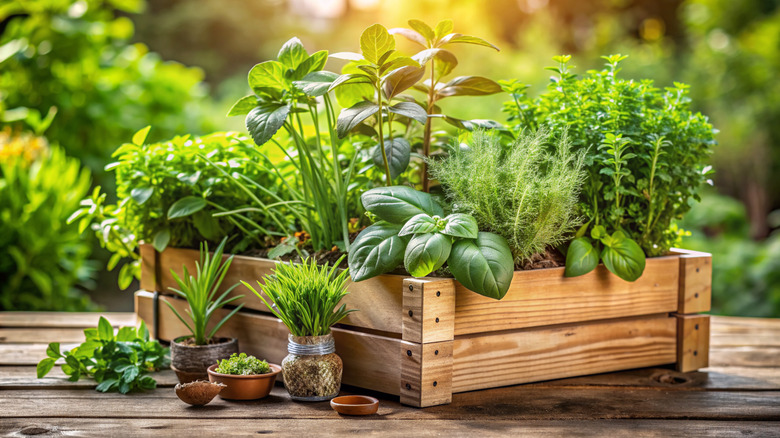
[282,352,342,400]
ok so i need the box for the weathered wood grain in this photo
[2,419,778,438]
[0,312,136,328]
[673,248,712,313]
[0,367,179,389]
[452,315,678,393]
[676,314,711,372]
[453,256,680,336]
[400,341,453,407]
[402,278,455,344]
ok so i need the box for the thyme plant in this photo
[428,129,585,263]
[246,257,355,337]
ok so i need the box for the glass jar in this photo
[282,333,342,401]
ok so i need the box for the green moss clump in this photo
[215,353,271,375]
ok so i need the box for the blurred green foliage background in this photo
[1,0,778,316]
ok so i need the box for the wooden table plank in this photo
[0,312,137,328]
[2,419,778,438]
[0,368,179,389]
[1,387,779,420]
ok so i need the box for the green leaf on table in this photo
[372,137,411,180]
[132,126,151,146]
[130,187,153,205]
[96,378,119,392]
[360,23,395,65]
[387,102,427,125]
[293,71,339,97]
[448,232,514,300]
[97,317,114,341]
[404,232,452,277]
[139,376,157,390]
[46,342,61,359]
[36,358,56,378]
[399,213,438,236]
[336,101,379,138]
[361,186,444,224]
[227,95,258,117]
[348,221,407,282]
[442,213,478,239]
[168,196,207,219]
[248,61,287,94]
[116,326,136,342]
[437,76,502,98]
[152,229,170,253]
[601,233,646,282]
[245,103,291,146]
[564,237,599,277]
[277,37,309,69]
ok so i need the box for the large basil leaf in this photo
[336,101,379,138]
[601,233,646,282]
[293,71,339,97]
[564,237,599,277]
[291,50,328,81]
[383,65,425,99]
[248,61,287,94]
[348,221,407,282]
[387,102,427,125]
[361,186,444,224]
[277,37,309,70]
[227,95,258,117]
[372,137,410,180]
[404,233,452,277]
[246,103,291,146]
[399,213,438,236]
[441,213,478,239]
[360,23,395,65]
[448,232,514,300]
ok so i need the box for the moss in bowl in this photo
[207,353,281,400]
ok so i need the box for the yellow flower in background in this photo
[0,127,49,165]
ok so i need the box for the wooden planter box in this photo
[135,244,712,407]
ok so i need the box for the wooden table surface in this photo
[1,312,778,437]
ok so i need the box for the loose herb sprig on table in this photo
[246,257,355,337]
[37,317,169,394]
[215,353,271,375]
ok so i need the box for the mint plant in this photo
[348,186,514,300]
[37,317,169,394]
[504,55,716,281]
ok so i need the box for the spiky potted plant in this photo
[167,238,244,383]
[245,257,355,401]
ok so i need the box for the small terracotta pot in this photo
[170,337,238,383]
[207,363,282,400]
[330,395,379,416]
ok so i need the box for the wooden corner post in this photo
[400,278,456,407]
[672,248,712,372]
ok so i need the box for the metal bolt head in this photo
[433,381,438,387]
[405,383,411,390]
[693,350,698,356]
[407,350,412,357]
[695,293,699,298]
[435,317,439,323]
[434,350,439,355]
[408,310,413,317]
[409,284,414,291]
[695,324,699,330]
[436,291,441,297]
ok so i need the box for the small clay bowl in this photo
[330,395,379,416]
[207,363,281,400]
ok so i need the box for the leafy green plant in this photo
[165,238,244,346]
[68,128,282,288]
[429,129,585,263]
[37,317,169,394]
[390,19,502,191]
[348,186,514,300]
[215,353,271,375]
[246,257,355,337]
[227,37,357,253]
[504,55,715,281]
[0,128,95,310]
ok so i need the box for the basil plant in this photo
[348,186,514,300]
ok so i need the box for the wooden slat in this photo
[402,278,456,343]
[709,346,780,368]
[0,312,136,328]
[145,245,406,335]
[400,340,453,407]
[452,315,678,393]
[2,387,779,420]
[0,328,91,344]
[2,419,778,438]
[453,256,680,336]
[0,344,79,365]
[0,367,179,389]
[135,291,403,396]
[673,248,712,313]
[676,314,711,372]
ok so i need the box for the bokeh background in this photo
[1,0,779,316]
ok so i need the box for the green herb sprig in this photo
[215,353,271,375]
[245,258,354,337]
[165,237,244,345]
[36,317,169,394]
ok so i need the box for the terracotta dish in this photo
[330,395,379,415]
[207,363,281,400]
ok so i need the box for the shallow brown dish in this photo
[207,363,281,400]
[330,395,379,416]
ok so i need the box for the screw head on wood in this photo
[695,324,699,330]
[435,317,440,323]
[406,383,411,390]
[433,381,437,387]
[407,350,412,357]
[695,293,699,298]
[434,350,439,355]
[696,267,700,273]
[409,284,414,291]
[693,350,698,356]
[436,291,441,297]
[408,310,413,317]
